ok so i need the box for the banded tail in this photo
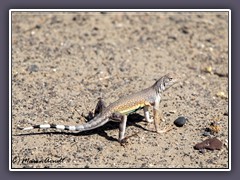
[18,114,110,132]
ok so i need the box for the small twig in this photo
[74,107,82,117]
[213,71,228,77]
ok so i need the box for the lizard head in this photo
[153,73,178,93]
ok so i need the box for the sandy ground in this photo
[11,11,229,169]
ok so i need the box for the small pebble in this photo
[199,149,206,154]
[35,25,41,29]
[27,64,39,73]
[216,91,227,99]
[204,66,213,74]
[223,112,228,116]
[141,163,147,168]
[72,16,77,21]
[202,131,211,136]
[97,146,103,152]
[174,116,187,127]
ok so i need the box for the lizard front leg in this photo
[153,101,172,133]
[144,106,154,123]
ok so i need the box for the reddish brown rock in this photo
[194,137,223,151]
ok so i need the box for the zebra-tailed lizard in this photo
[18,74,178,145]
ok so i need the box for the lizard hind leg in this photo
[118,115,128,145]
[117,114,139,146]
[83,97,107,121]
[94,97,107,116]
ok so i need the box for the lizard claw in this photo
[120,138,128,147]
[119,132,139,146]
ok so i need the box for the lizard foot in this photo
[120,138,128,147]
[146,117,154,123]
[119,132,139,146]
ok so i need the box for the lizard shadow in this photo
[14,113,149,143]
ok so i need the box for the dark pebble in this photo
[174,116,187,127]
[141,163,148,168]
[97,146,103,151]
[199,149,206,154]
[27,64,39,73]
[72,17,77,21]
[179,26,189,34]
[122,153,128,157]
[223,112,228,116]
[35,25,41,29]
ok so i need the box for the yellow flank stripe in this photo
[118,103,145,114]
